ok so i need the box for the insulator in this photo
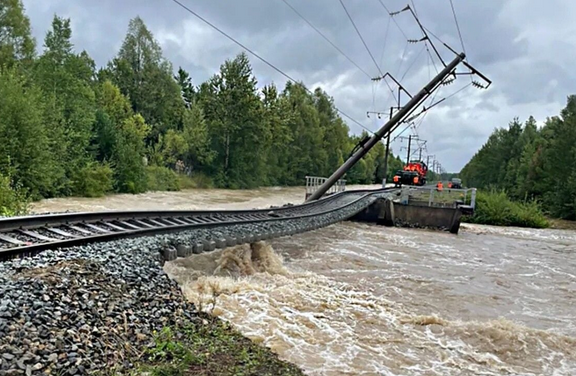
[472,80,487,89]
[442,78,455,86]
[366,112,370,118]
[408,39,420,44]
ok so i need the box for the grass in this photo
[136,314,304,376]
[408,188,469,206]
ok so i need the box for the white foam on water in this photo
[164,233,576,375]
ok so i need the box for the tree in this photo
[539,97,576,218]
[262,83,292,184]
[96,80,149,193]
[114,113,149,193]
[279,81,325,185]
[181,104,213,170]
[313,88,349,177]
[199,53,269,188]
[34,15,96,194]
[176,67,195,108]
[0,0,35,67]
[110,17,183,142]
[0,69,56,197]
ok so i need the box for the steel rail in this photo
[0,188,397,260]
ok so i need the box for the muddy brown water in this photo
[33,186,576,375]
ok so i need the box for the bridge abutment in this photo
[352,197,464,234]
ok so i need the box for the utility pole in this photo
[381,107,396,185]
[417,140,427,160]
[398,135,420,163]
[407,135,412,164]
[426,154,435,169]
[307,53,466,201]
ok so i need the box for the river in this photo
[33,186,576,375]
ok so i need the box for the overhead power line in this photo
[339,0,383,76]
[280,0,372,79]
[379,17,391,69]
[170,0,374,134]
[377,0,408,40]
[449,0,467,56]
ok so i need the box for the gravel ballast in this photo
[0,236,197,375]
[0,192,390,374]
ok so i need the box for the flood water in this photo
[34,187,576,375]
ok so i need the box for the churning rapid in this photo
[34,187,576,375]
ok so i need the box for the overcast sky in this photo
[21,0,576,171]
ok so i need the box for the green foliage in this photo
[200,53,269,188]
[146,166,179,192]
[139,318,304,376]
[465,190,549,228]
[0,0,35,67]
[175,67,195,108]
[0,69,57,198]
[0,174,29,216]
[33,15,97,195]
[462,97,576,220]
[177,173,213,189]
[109,17,183,143]
[0,11,400,205]
[72,163,113,197]
[96,81,149,194]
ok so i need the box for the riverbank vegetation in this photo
[461,97,576,220]
[0,174,29,216]
[137,317,304,376]
[464,190,549,228]
[0,1,406,215]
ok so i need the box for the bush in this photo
[465,190,549,228]
[0,174,29,216]
[72,163,114,197]
[146,166,180,192]
[178,173,213,189]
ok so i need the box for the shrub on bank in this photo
[146,166,180,192]
[464,190,549,228]
[0,174,29,216]
[178,173,214,189]
[72,163,114,197]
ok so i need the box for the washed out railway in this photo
[0,188,397,261]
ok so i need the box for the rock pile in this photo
[0,238,197,375]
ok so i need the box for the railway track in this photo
[0,188,397,261]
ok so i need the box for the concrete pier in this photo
[352,197,464,234]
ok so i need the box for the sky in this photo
[21,0,576,172]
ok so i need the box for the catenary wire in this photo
[170,0,375,134]
[280,0,372,79]
[449,0,467,56]
[340,0,383,76]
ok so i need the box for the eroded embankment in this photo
[0,237,303,375]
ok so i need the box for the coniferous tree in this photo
[34,15,96,194]
[110,17,183,143]
[0,0,35,67]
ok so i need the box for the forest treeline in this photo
[0,1,406,214]
[461,96,576,219]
